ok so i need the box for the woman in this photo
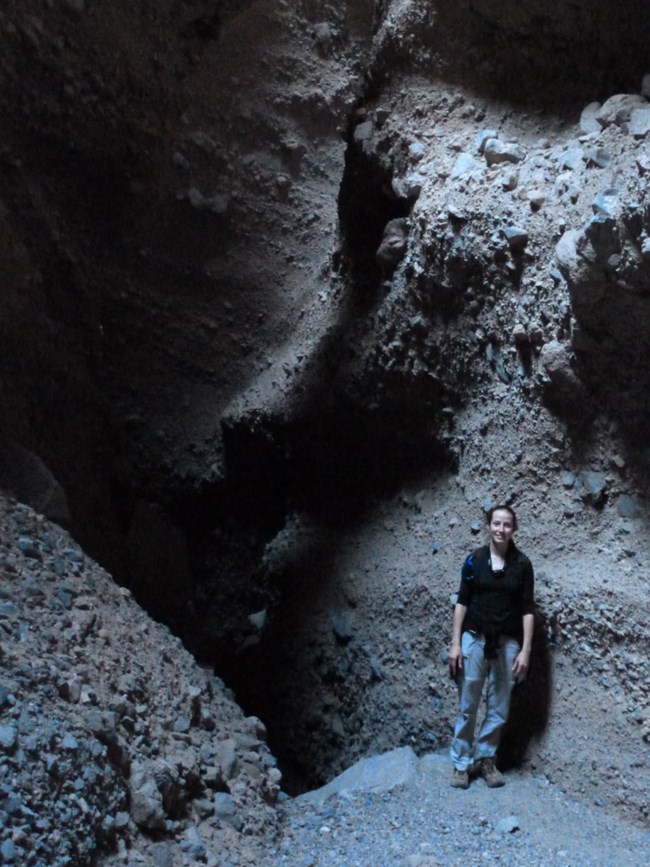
[448,504,535,789]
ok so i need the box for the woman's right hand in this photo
[449,642,463,676]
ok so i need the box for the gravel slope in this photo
[270,750,650,867]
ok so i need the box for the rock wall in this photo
[1,0,649,843]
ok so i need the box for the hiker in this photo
[448,504,535,789]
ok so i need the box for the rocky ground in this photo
[0,491,279,866]
[274,748,650,866]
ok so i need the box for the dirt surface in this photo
[1,2,650,863]
[275,749,650,866]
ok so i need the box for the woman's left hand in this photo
[512,649,530,679]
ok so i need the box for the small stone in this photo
[512,324,528,344]
[592,189,619,218]
[332,611,353,644]
[558,147,583,171]
[629,107,650,137]
[353,121,373,142]
[483,139,525,165]
[579,102,601,134]
[475,129,497,153]
[527,189,546,210]
[173,715,191,734]
[616,495,643,519]
[0,839,19,863]
[451,152,481,179]
[560,470,576,488]
[583,146,611,169]
[312,22,333,48]
[216,739,237,780]
[115,811,130,829]
[502,226,528,253]
[130,780,166,831]
[150,842,174,867]
[214,792,242,830]
[496,815,520,834]
[636,152,650,175]
[17,538,41,560]
[579,471,607,508]
[193,797,215,819]
[0,724,18,752]
[248,609,266,630]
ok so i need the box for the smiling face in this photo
[488,508,515,552]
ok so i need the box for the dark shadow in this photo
[499,608,553,768]
[381,1,650,116]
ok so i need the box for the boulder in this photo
[595,94,648,128]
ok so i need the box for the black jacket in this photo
[456,543,535,647]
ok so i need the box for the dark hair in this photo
[486,504,518,532]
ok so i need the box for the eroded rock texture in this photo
[1,1,650,852]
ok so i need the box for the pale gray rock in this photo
[540,341,580,394]
[299,746,418,803]
[248,609,267,629]
[595,94,648,128]
[483,139,525,166]
[616,495,643,519]
[216,738,238,780]
[397,171,425,198]
[583,145,611,168]
[579,471,607,507]
[214,792,242,830]
[408,141,426,161]
[0,724,18,752]
[636,152,650,175]
[592,189,620,218]
[641,237,650,260]
[502,226,528,253]
[450,152,481,179]
[579,102,601,134]
[353,121,373,142]
[496,815,520,834]
[527,189,546,210]
[150,842,174,867]
[129,778,166,831]
[629,107,650,137]
[558,147,583,171]
[475,129,497,153]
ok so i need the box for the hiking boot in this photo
[480,758,505,788]
[451,768,469,789]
